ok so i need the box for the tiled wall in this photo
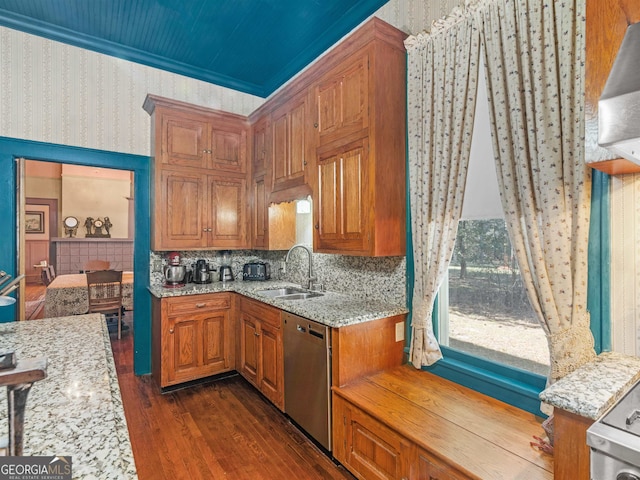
[54,239,133,274]
[150,249,406,307]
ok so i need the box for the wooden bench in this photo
[332,365,553,480]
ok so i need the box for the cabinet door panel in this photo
[260,322,283,409]
[341,56,369,134]
[252,175,267,249]
[159,170,207,249]
[208,176,247,248]
[162,114,208,168]
[316,52,369,145]
[341,144,365,238]
[317,78,341,138]
[315,139,368,253]
[210,129,246,174]
[317,155,339,238]
[252,117,269,175]
[289,99,307,179]
[202,310,230,371]
[240,314,259,386]
[272,111,288,187]
[334,395,404,480]
[414,449,466,480]
[168,317,200,383]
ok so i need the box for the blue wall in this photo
[0,137,152,375]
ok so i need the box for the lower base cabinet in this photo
[333,394,467,480]
[238,296,284,411]
[152,293,235,388]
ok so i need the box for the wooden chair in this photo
[40,265,56,286]
[86,270,124,339]
[83,260,110,273]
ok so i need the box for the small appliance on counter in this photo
[219,250,234,282]
[243,261,271,281]
[163,251,186,288]
[192,259,215,284]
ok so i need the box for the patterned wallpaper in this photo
[0,0,463,157]
[0,26,265,156]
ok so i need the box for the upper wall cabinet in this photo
[315,51,369,147]
[271,91,310,193]
[310,19,407,256]
[144,95,250,251]
[158,108,247,175]
[247,18,407,257]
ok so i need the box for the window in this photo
[438,219,550,377]
[436,52,549,378]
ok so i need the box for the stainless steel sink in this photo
[277,292,323,300]
[256,287,324,301]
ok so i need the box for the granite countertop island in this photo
[0,314,136,479]
[539,351,640,420]
[149,280,409,328]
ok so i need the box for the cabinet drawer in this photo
[241,297,281,328]
[166,293,231,316]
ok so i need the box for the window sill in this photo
[410,345,548,417]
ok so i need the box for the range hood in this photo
[599,22,640,163]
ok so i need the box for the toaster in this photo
[243,262,271,281]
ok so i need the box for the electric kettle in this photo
[219,265,234,282]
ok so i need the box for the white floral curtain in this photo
[473,0,595,383]
[405,12,481,367]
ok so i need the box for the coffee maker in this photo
[218,250,234,282]
[192,259,214,284]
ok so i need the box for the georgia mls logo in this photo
[0,455,72,480]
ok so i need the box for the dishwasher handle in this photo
[296,324,306,333]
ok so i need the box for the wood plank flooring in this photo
[24,284,46,320]
[110,331,355,480]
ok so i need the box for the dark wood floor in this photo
[24,283,46,320]
[110,331,355,480]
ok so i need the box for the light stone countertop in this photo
[0,314,137,479]
[149,280,409,328]
[539,351,640,420]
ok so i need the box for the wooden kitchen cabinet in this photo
[271,91,310,193]
[207,174,248,248]
[147,96,248,174]
[239,297,284,410]
[252,115,270,176]
[404,445,468,480]
[144,94,250,250]
[310,19,407,256]
[315,51,369,147]
[152,293,235,388]
[333,393,407,480]
[315,138,369,254]
[155,169,247,250]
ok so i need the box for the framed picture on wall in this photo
[25,211,45,234]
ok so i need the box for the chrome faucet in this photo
[285,244,317,290]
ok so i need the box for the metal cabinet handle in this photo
[195,303,206,308]
[314,122,318,128]
[314,224,319,229]
[254,332,260,337]
[169,327,174,334]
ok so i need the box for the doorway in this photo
[0,137,152,375]
[21,160,135,323]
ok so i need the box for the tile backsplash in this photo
[150,249,406,306]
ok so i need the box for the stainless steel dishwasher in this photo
[283,312,332,451]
